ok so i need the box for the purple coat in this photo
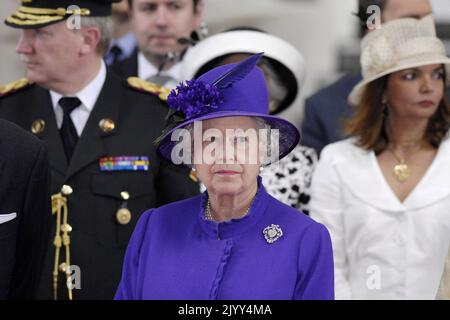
[115,178,334,300]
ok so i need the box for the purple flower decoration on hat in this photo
[167,79,223,119]
[154,53,265,147]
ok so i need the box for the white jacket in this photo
[436,244,450,300]
[310,137,450,299]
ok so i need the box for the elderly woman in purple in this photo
[114,54,334,300]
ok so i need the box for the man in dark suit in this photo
[112,0,204,87]
[302,0,434,155]
[0,119,51,299]
[1,0,198,299]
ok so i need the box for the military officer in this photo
[0,0,199,300]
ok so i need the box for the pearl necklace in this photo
[205,197,254,221]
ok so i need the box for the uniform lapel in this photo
[32,86,68,175]
[65,71,120,180]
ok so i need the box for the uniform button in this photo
[31,119,45,134]
[61,185,73,196]
[116,208,132,225]
[120,191,130,200]
[99,118,115,133]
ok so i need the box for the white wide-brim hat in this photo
[348,14,450,106]
[181,30,306,114]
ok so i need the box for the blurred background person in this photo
[104,0,137,65]
[301,0,435,156]
[310,15,450,299]
[112,0,204,88]
[0,119,51,299]
[182,28,317,214]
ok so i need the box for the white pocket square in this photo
[0,212,17,224]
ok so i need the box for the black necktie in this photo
[59,97,81,161]
[110,45,122,65]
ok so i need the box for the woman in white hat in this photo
[181,28,318,215]
[310,15,450,299]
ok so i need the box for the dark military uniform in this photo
[0,72,199,299]
[2,0,199,300]
[0,119,51,299]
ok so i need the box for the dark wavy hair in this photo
[345,75,450,155]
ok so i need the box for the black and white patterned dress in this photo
[262,145,318,215]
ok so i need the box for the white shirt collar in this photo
[50,60,107,113]
[137,51,183,87]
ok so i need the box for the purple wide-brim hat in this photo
[156,53,300,165]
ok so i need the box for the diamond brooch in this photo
[263,224,283,244]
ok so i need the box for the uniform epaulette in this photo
[0,78,32,98]
[127,77,171,102]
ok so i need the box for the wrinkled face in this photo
[385,64,445,120]
[194,116,261,197]
[131,0,203,57]
[382,0,431,21]
[15,21,85,87]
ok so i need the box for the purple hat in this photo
[156,53,300,165]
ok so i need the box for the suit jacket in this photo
[301,73,361,155]
[302,73,450,156]
[310,137,450,299]
[111,48,138,79]
[0,71,199,299]
[0,119,51,299]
